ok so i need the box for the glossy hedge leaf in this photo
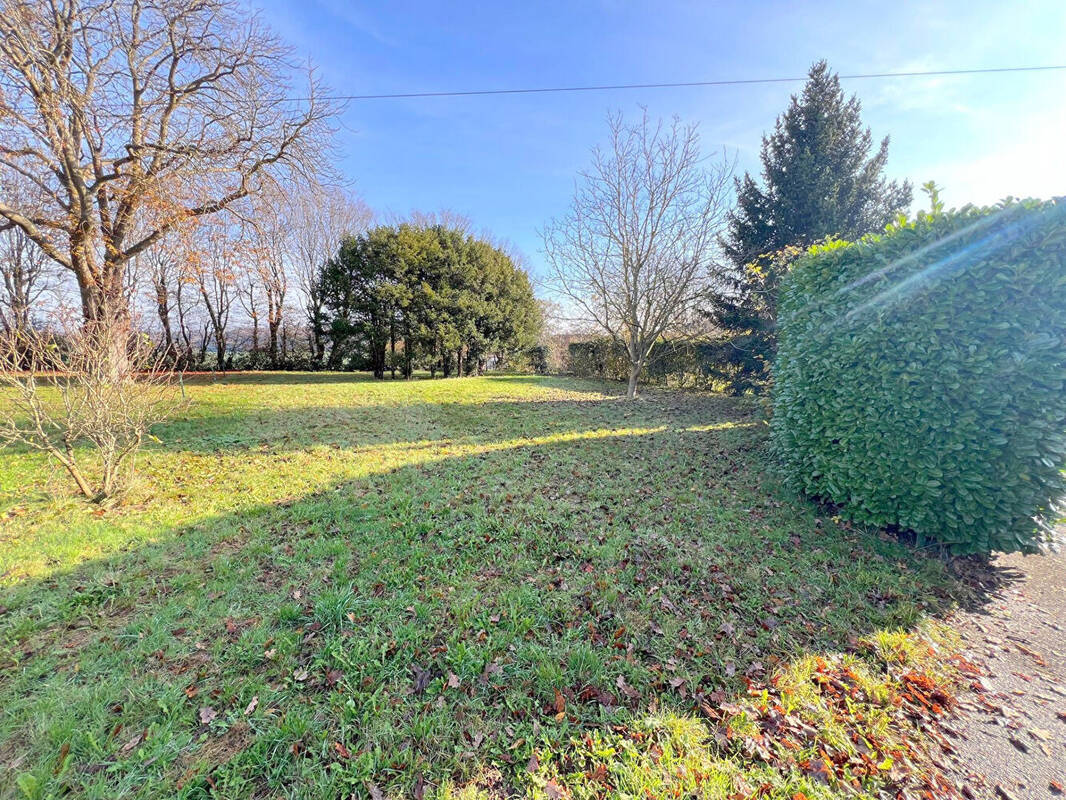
[772,199,1066,554]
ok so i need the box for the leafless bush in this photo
[0,320,184,501]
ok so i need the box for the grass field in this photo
[0,374,983,799]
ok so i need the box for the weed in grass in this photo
[312,584,361,632]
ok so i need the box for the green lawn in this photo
[0,374,978,799]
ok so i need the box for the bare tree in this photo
[261,248,287,368]
[189,218,240,369]
[198,264,234,369]
[139,238,181,360]
[542,111,733,399]
[236,271,263,356]
[0,226,50,336]
[174,268,200,367]
[401,208,472,232]
[0,173,54,336]
[0,0,335,329]
[291,187,372,366]
[247,196,291,368]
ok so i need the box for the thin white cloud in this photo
[316,0,400,48]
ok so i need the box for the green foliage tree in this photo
[773,199,1066,554]
[706,60,912,393]
[319,224,540,377]
[702,245,802,394]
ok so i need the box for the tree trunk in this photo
[311,328,323,367]
[198,324,210,366]
[626,338,650,400]
[176,284,194,368]
[308,301,325,368]
[403,320,413,378]
[268,318,280,368]
[327,336,343,370]
[373,339,386,379]
[626,362,640,400]
[389,317,396,379]
[76,250,132,335]
[73,252,134,379]
[153,279,174,358]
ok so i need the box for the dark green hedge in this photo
[772,200,1066,553]
[567,339,724,388]
[567,340,631,381]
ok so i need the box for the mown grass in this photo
[0,373,986,799]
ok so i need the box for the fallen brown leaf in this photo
[544,779,568,800]
[53,742,70,775]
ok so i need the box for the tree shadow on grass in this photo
[180,371,387,386]
[154,381,737,455]
[177,371,614,391]
[0,404,1019,799]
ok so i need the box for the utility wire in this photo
[317,64,1066,101]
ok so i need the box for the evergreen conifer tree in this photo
[707,60,912,393]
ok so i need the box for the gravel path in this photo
[947,551,1066,799]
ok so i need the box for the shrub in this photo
[1,321,183,501]
[526,344,550,374]
[499,344,551,375]
[772,199,1066,553]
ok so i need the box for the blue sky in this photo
[257,0,1066,282]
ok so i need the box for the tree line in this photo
[1,195,544,376]
[137,188,374,372]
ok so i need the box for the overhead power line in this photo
[321,64,1066,101]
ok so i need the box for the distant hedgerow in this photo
[566,338,727,389]
[772,199,1066,553]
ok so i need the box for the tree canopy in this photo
[319,224,541,378]
[722,60,912,264]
